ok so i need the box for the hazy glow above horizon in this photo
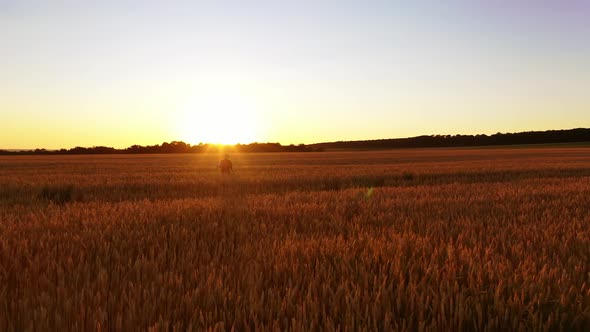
[1,1,589,149]
[175,88,263,145]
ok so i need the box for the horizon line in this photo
[2,127,589,151]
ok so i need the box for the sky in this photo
[1,0,589,149]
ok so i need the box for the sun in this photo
[176,93,262,145]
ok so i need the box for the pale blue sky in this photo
[1,0,589,148]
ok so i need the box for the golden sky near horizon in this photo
[1,1,589,149]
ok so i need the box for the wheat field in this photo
[1,148,589,331]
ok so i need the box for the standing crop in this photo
[1,148,589,331]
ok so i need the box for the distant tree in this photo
[6,128,590,156]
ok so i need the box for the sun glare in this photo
[176,93,262,145]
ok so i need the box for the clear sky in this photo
[1,0,589,149]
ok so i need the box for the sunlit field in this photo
[1,148,589,331]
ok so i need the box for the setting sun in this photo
[176,92,263,145]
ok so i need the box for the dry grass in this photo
[1,148,589,331]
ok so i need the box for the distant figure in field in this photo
[218,154,233,175]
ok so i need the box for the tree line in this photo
[0,142,315,155]
[310,128,590,150]
[1,128,589,155]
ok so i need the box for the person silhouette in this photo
[218,154,233,175]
